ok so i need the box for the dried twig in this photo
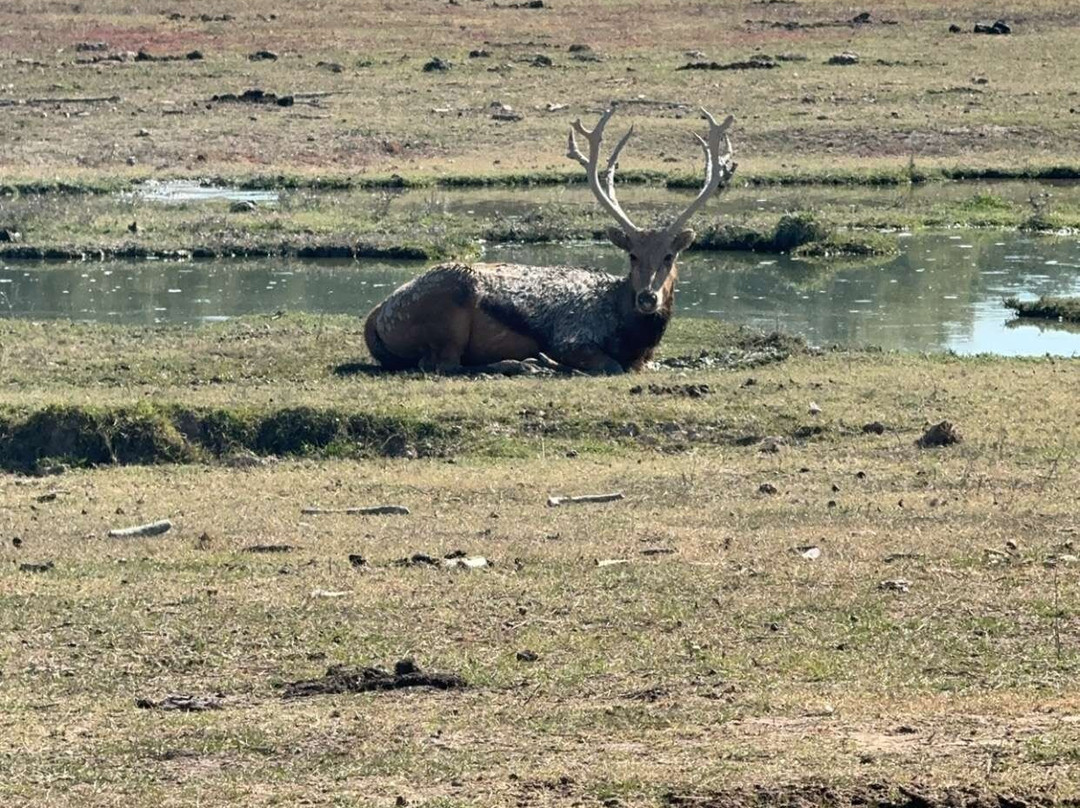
[0,95,121,107]
[547,492,624,507]
[107,519,172,538]
[301,505,410,516]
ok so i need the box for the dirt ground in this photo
[2,0,1079,185]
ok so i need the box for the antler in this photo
[567,107,640,234]
[666,108,736,234]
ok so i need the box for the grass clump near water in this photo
[1004,296,1080,323]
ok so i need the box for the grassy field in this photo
[2,0,1080,189]
[1,315,1079,806]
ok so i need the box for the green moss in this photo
[1004,296,1080,323]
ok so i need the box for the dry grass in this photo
[1,314,1079,805]
[2,0,1080,185]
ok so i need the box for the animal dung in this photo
[282,661,466,698]
[107,519,172,538]
[547,492,624,507]
[916,421,962,448]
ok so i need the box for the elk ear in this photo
[607,226,633,252]
[671,228,696,254]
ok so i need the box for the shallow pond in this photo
[1,231,1078,356]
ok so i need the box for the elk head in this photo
[567,106,736,315]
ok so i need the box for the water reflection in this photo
[0,232,1077,356]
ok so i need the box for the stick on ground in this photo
[107,519,172,538]
[301,505,410,516]
[547,493,624,507]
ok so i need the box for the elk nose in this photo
[635,290,658,312]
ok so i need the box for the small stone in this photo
[422,57,451,72]
[827,52,859,66]
[249,50,278,61]
[516,649,539,662]
[758,483,778,495]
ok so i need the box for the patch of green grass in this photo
[1004,296,1080,322]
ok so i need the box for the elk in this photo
[363,106,735,375]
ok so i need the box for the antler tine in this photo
[566,107,639,234]
[602,124,634,202]
[667,108,736,234]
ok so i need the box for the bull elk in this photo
[364,106,736,375]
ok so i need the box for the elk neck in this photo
[610,272,675,370]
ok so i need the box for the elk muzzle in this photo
[635,288,660,314]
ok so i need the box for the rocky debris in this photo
[879,578,911,593]
[949,23,963,33]
[850,11,871,24]
[916,420,962,448]
[282,659,466,698]
[759,437,784,453]
[528,54,553,67]
[210,89,294,106]
[596,558,629,568]
[629,383,711,398]
[108,519,172,539]
[827,52,859,66]
[678,55,778,71]
[394,553,439,567]
[230,200,258,213]
[243,544,294,553]
[568,44,600,62]
[316,60,344,73]
[134,49,199,62]
[516,649,539,662]
[19,561,54,573]
[249,50,279,61]
[974,19,1011,35]
[795,545,822,560]
[0,229,22,243]
[489,101,523,121]
[758,483,778,495]
[492,0,544,7]
[348,554,368,568]
[443,555,489,570]
[169,13,235,22]
[862,421,887,435]
[73,52,132,64]
[75,41,109,52]
[135,694,223,712]
[422,57,451,72]
[469,49,491,58]
[792,423,825,438]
